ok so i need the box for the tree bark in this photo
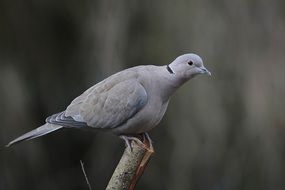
[106,137,154,190]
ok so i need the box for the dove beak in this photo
[199,66,211,76]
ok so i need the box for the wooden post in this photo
[106,137,154,190]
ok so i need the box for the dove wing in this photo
[64,71,148,129]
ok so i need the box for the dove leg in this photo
[119,135,144,151]
[143,132,153,150]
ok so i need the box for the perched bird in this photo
[7,53,211,149]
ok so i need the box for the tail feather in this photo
[6,123,62,147]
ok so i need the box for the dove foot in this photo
[143,132,153,151]
[120,133,153,152]
[120,135,144,152]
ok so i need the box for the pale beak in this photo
[199,66,211,76]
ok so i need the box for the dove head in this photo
[168,53,211,80]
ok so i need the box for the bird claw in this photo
[143,132,154,151]
[120,135,144,152]
[120,133,154,152]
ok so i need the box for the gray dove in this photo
[7,53,211,148]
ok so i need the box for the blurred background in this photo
[1,0,285,189]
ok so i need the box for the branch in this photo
[106,137,154,190]
[80,160,92,190]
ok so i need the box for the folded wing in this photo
[64,72,148,129]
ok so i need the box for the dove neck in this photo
[158,67,189,101]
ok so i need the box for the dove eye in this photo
[188,61,193,66]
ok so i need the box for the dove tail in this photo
[6,123,62,147]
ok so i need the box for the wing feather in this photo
[65,70,147,129]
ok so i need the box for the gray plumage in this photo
[6,124,62,147]
[7,53,211,147]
